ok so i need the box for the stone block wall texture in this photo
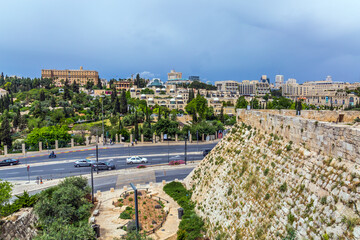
[245,109,360,123]
[0,208,38,240]
[237,109,360,164]
[184,114,360,239]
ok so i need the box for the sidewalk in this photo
[1,140,219,160]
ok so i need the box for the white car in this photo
[126,156,148,164]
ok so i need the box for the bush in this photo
[169,160,185,165]
[163,182,204,240]
[279,182,288,192]
[137,165,146,168]
[1,191,38,217]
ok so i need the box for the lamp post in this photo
[100,95,105,145]
[96,144,99,174]
[130,183,140,232]
[184,136,187,165]
[91,162,94,204]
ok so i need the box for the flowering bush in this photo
[137,165,146,168]
[169,160,185,165]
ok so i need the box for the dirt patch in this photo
[114,190,167,232]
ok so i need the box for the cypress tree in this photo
[134,111,139,141]
[119,90,128,114]
[0,114,12,148]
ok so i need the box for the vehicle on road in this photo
[92,161,116,170]
[0,159,19,166]
[49,151,56,158]
[203,149,211,157]
[74,159,96,167]
[126,156,148,164]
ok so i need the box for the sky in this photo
[1,0,360,84]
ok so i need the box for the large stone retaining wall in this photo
[249,109,360,123]
[237,109,360,164]
[0,208,38,240]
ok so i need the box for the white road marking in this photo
[5,172,20,175]
[152,158,163,160]
[53,168,65,171]
[31,170,43,173]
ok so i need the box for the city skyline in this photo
[1,1,360,83]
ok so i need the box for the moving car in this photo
[203,149,211,157]
[0,159,19,166]
[92,161,116,170]
[74,159,96,167]
[126,156,148,164]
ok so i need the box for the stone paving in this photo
[94,182,181,240]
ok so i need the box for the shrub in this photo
[264,193,270,200]
[128,197,134,202]
[164,182,204,239]
[137,165,146,168]
[276,149,282,155]
[263,168,269,176]
[279,182,287,192]
[169,160,185,165]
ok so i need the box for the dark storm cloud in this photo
[1,0,360,83]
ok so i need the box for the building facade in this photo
[238,80,270,96]
[215,80,239,92]
[275,75,284,88]
[0,88,8,98]
[41,66,99,87]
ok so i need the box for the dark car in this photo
[92,161,116,170]
[203,149,211,157]
[0,159,19,166]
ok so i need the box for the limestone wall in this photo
[237,109,360,164]
[184,122,360,239]
[246,109,360,123]
[0,208,38,240]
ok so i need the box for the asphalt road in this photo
[0,142,216,182]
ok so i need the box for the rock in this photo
[352,227,360,239]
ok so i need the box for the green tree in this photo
[85,80,94,90]
[219,107,225,124]
[134,111,139,141]
[71,81,80,93]
[236,96,248,108]
[119,90,128,114]
[187,89,195,103]
[0,179,12,215]
[250,98,260,109]
[153,118,179,137]
[0,114,12,148]
[39,89,46,101]
[63,80,71,100]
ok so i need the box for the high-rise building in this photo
[41,66,99,87]
[275,75,284,88]
[238,80,270,96]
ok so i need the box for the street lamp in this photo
[100,95,105,145]
[184,136,187,165]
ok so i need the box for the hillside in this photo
[184,122,360,239]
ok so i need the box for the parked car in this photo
[203,149,211,157]
[92,161,116,170]
[0,159,19,166]
[126,156,148,164]
[74,159,96,167]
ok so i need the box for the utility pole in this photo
[100,95,105,145]
[184,136,187,165]
[96,144,99,174]
[91,163,94,204]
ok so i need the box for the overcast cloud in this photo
[1,0,360,83]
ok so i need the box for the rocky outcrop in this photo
[184,120,360,239]
[0,208,38,240]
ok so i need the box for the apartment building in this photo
[282,76,360,107]
[214,80,239,92]
[238,80,270,96]
[41,66,99,87]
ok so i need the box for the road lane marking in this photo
[5,172,20,175]
[152,158,163,160]
[53,168,65,171]
[31,170,43,173]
